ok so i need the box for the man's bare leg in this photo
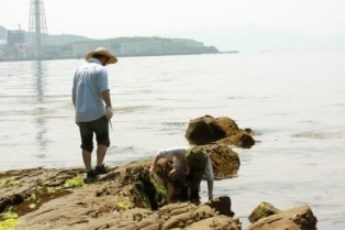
[96,144,107,166]
[82,150,92,172]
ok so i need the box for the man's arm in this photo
[101,90,113,120]
[150,147,186,173]
[72,75,77,107]
[207,179,213,200]
[149,154,161,173]
[101,90,112,107]
[205,157,214,200]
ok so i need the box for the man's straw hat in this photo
[85,47,117,64]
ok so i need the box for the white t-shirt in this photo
[72,58,109,122]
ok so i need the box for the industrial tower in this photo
[29,0,48,58]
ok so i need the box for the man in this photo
[149,146,214,203]
[72,47,117,181]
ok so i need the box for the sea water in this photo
[0,51,344,228]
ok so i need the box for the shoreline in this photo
[0,161,317,230]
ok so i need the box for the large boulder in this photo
[203,144,240,178]
[185,115,226,144]
[186,115,255,148]
[248,201,281,223]
[247,204,317,230]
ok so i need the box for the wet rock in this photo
[0,168,80,214]
[185,115,226,144]
[185,115,255,148]
[186,216,242,230]
[203,144,240,178]
[0,164,318,230]
[0,156,317,230]
[221,130,256,148]
[247,204,317,230]
[248,201,280,223]
[207,196,235,217]
[0,161,239,230]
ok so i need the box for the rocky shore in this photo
[0,115,317,229]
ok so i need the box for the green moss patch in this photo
[0,178,20,188]
[0,211,19,230]
[0,218,19,230]
[115,202,134,211]
[64,175,85,188]
[0,186,71,220]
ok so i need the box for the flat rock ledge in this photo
[0,164,317,230]
[0,116,317,229]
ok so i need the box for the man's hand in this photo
[149,165,155,174]
[105,106,113,120]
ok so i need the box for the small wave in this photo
[116,105,151,113]
[161,121,187,127]
[299,120,320,125]
[32,153,47,159]
[291,131,343,139]
[159,121,187,134]
[108,145,134,154]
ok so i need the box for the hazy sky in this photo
[1,0,344,39]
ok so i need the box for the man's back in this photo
[72,58,109,122]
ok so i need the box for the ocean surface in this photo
[1,52,344,229]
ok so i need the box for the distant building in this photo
[2,29,26,60]
[7,30,25,47]
[71,38,218,58]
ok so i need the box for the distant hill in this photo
[0,25,218,60]
[45,34,94,45]
[70,36,218,58]
[2,24,345,53]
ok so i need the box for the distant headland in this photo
[0,25,228,61]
